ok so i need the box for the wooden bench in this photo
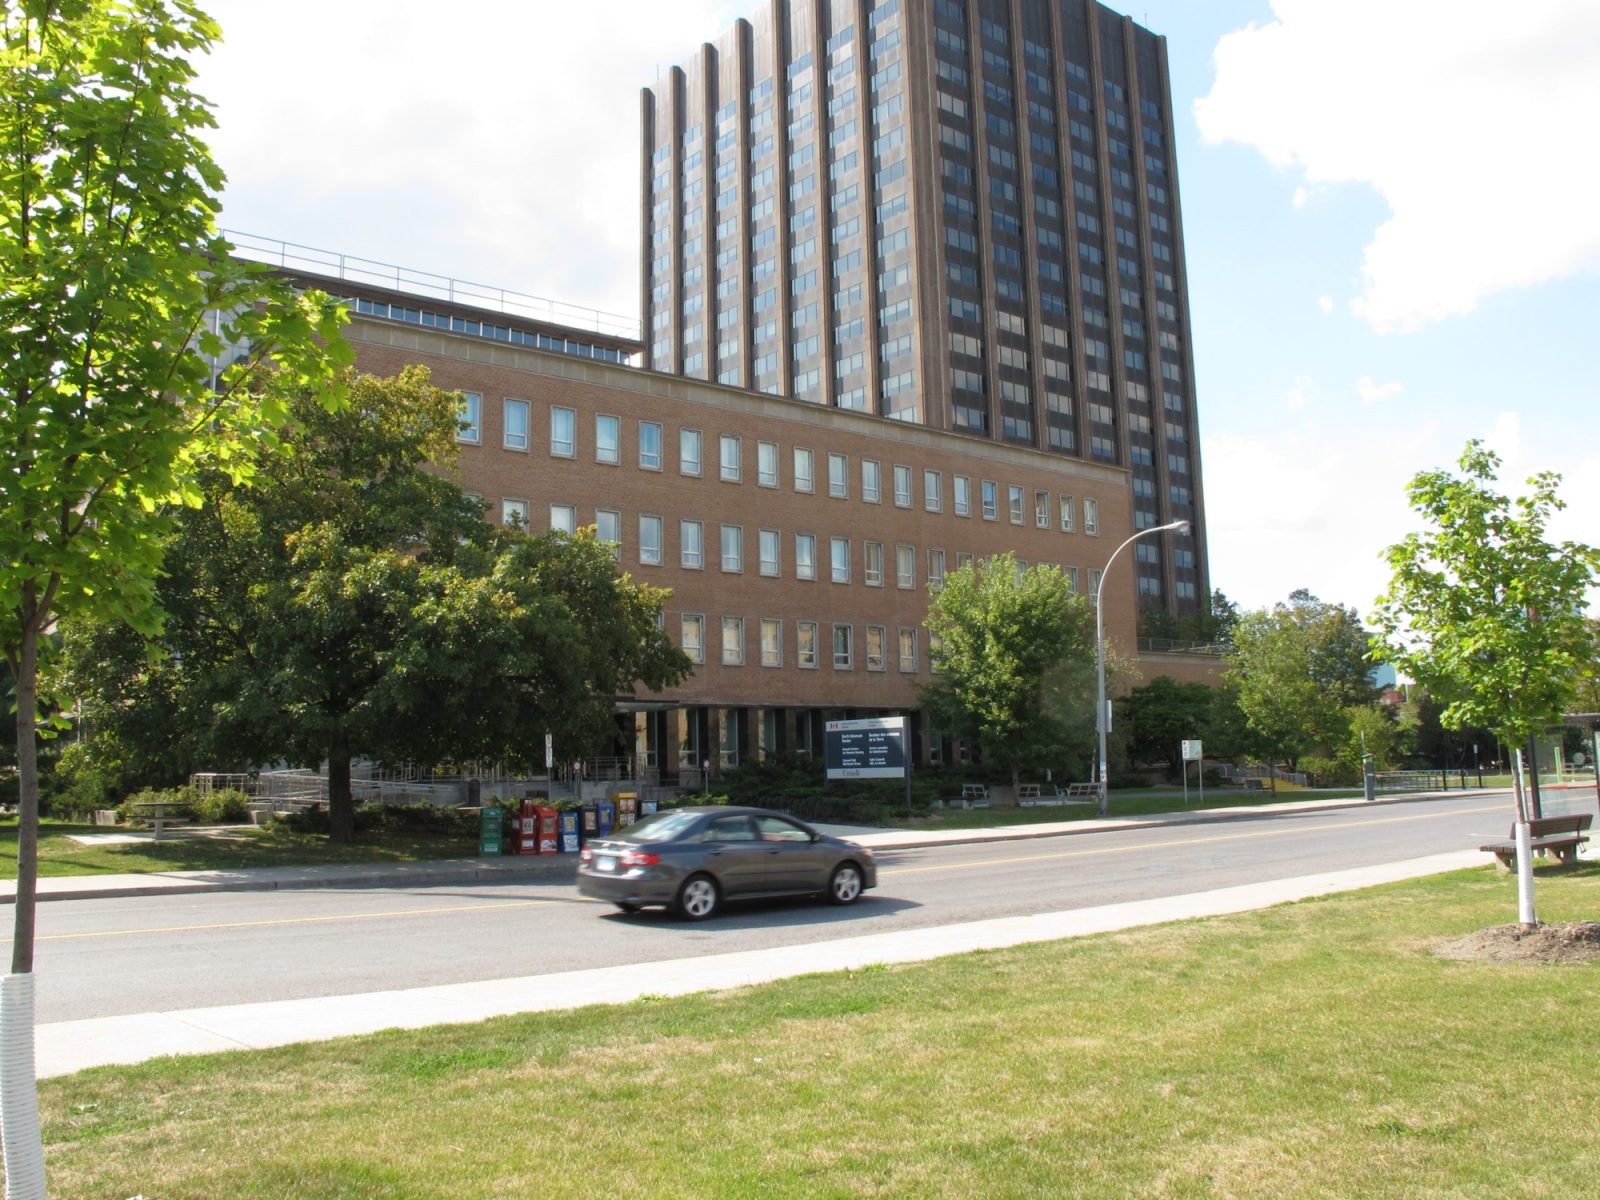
[1016,784,1041,802]
[957,783,990,809]
[1242,778,1269,791]
[1479,814,1592,870]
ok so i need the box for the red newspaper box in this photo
[515,797,539,855]
[535,806,559,855]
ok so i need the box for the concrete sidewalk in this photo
[35,849,1488,1078]
[0,787,1504,905]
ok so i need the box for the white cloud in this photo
[1476,413,1600,568]
[1317,295,1334,314]
[1291,185,1311,209]
[1285,376,1314,409]
[195,0,744,322]
[1202,423,1438,613]
[1194,0,1600,333]
[1355,377,1403,405]
[1203,411,1600,615]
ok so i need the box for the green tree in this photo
[63,368,691,842]
[922,553,1096,788]
[1570,619,1600,715]
[1371,441,1598,928]
[1227,590,1378,783]
[1340,704,1406,774]
[1,1,347,1184]
[1119,676,1215,776]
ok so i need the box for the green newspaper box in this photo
[479,805,503,856]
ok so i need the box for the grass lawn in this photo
[0,820,479,879]
[37,865,1600,1198]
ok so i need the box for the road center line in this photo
[880,802,1506,877]
[18,898,559,944]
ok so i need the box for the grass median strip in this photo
[38,864,1600,1198]
[0,820,480,879]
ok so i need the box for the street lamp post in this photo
[1094,519,1190,815]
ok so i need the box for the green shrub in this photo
[1300,756,1358,787]
[188,787,251,824]
[277,802,476,838]
[39,742,114,820]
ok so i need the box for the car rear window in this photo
[617,811,702,843]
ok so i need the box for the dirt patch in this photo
[1434,921,1600,965]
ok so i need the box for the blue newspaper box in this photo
[558,810,580,853]
[596,800,616,837]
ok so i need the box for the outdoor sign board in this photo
[1181,740,1203,762]
[824,716,907,780]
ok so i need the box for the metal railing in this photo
[1137,637,1230,655]
[1374,769,1469,792]
[1215,764,1308,788]
[223,230,640,341]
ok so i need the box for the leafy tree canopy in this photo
[1119,676,1215,775]
[922,552,1097,784]
[1227,590,1378,773]
[1371,440,1598,747]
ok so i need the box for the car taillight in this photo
[620,849,660,868]
[579,848,592,863]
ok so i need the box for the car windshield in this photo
[615,810,703,843]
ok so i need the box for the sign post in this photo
[825,716,910,813]
[1181,739,1203,806]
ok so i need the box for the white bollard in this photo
[1514,820,1537,932]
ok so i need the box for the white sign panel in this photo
[1181,739,1203,762]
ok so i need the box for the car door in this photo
[698,814,763,897]
[752,814,829,894]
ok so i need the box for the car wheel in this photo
[827,862,864,906]
[676,873,720,921]
[615,902,642,914]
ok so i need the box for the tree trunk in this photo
[328,740,355,844]
[10,623,40,976]
[1525,733,1544,820]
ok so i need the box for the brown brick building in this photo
[240,0,1218,778]
[319,274,1134,779]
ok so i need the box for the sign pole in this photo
[1181,743,1188,807]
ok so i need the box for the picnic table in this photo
[128,799,192,840]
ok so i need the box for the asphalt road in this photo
[19,791,1564,1023]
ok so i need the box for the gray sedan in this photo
[576,805,877,919]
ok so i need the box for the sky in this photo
[195,0,1600,616]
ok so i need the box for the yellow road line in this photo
[20,898,558,944]
[880,802,1507,877]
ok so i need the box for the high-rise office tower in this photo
[641,0,1206,614]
